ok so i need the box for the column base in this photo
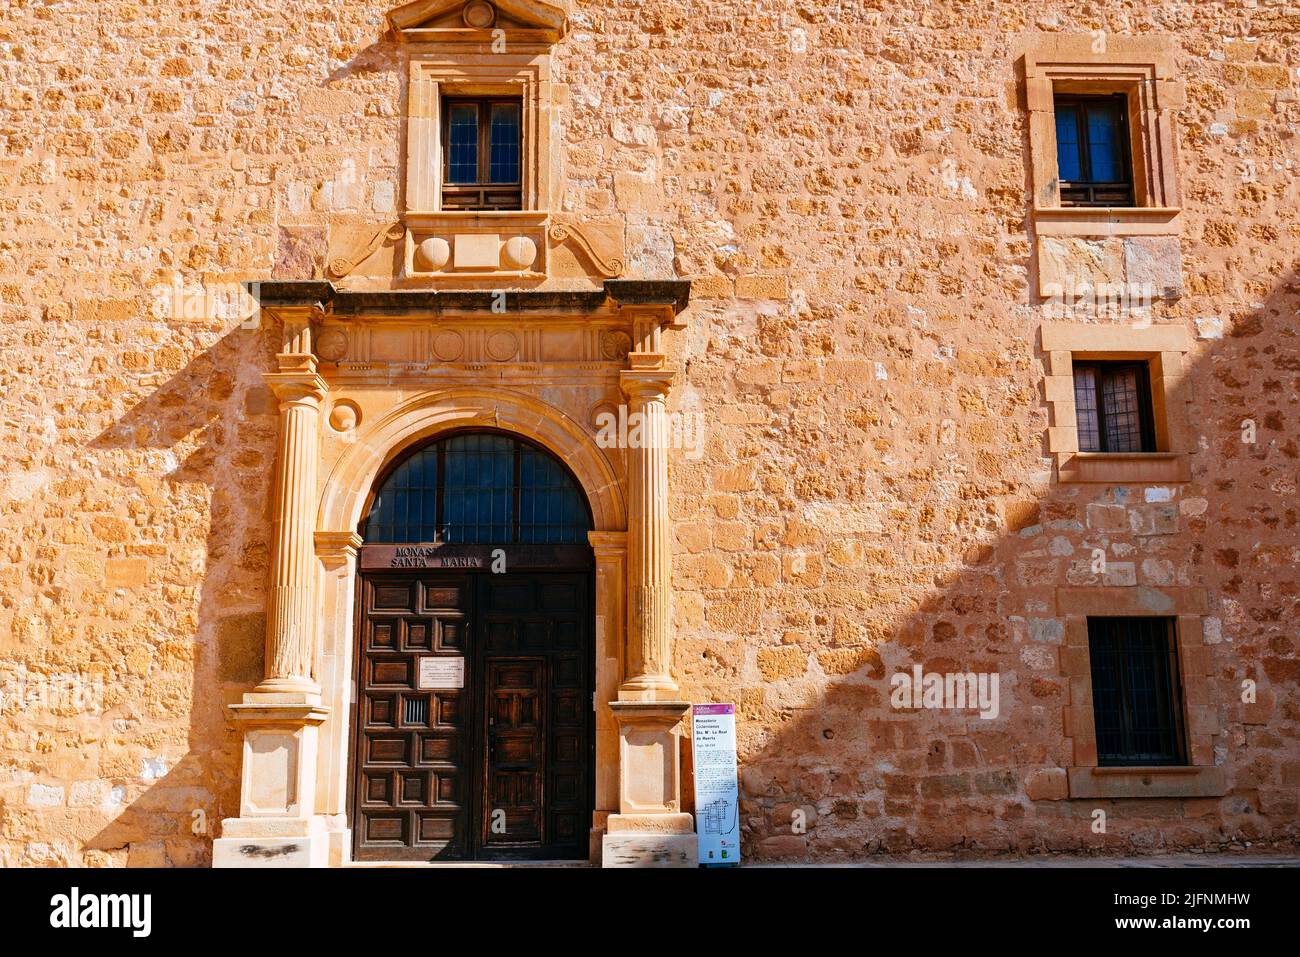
[213,815,330,868]
[616,673,681,702]
[601,813,697,868]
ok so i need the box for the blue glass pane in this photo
[1055,107,1082,181]
[489,103,520,184]
[519,445,586,544]
[1087,103,1123,183]
[363,449,438,543]
[447,104,478,183]
[442,433,512,543]
[360,433,591,544]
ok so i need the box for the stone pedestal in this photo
[602,701,698,868]
[212,700,330,867]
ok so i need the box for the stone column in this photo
[214,312,332,868]
[603,302,696,867]
[618,363,678,701]
[258,350,328,695]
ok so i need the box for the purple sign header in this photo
[693,703,735,716]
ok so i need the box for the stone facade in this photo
[1,0,1298,867]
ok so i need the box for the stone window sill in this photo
[407,210,550,226]
[1033,206,1182,237]
[1057,451,1190,484]
[1068,765,1226,799]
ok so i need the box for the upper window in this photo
[1053,94,1134,207]
[1087,617,1187,766]
[362,433,591,545]
[441,97,522,211]
[1072,360,1155,453]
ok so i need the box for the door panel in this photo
[482,659,545,847]
[351,570,592,862]
[353,575,473,861]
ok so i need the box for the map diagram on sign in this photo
[699,797,737,835]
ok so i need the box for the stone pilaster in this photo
[603,302,696,868]
[314,530,364,867]
[587,530,627,861]
[214,314,333,868]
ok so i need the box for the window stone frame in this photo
[1041,321,1193,484]
[387,0,566,281]
[1057,588,1226,799]
[1024,34,1185,236]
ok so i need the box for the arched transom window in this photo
[361,432,591,545]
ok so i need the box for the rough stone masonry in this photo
[0,0,1297,866]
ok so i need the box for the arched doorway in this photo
[349,430,595,861]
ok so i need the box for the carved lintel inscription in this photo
[360,544,594,571]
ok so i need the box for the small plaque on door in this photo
[418,656,465,690]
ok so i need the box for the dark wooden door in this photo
[352,575,473,861]
[482,659,545,848]
[475,574,591,860]
[351,568,592,862]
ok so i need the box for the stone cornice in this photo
[245,279,691,318]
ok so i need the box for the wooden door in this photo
[350,569,592,862]
[352,575,473,861]
[475,573,591,860]
[482,659,545,848]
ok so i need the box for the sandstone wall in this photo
[0,0,1296,864]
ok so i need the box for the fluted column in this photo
[215,310,332,867]
[618,359,678,701]
[259,351,328,696]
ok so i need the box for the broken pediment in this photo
[386,0,569,43]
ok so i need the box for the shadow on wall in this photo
[82,317,282,866]
[718,266,1298,860]
[72,36,401,867]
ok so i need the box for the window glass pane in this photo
[518,444,586,543]
[1073,366,1101,452]
[361,434,591,545]
[442,433,513,543]
[447,103,479,183]
[1100,366,1143,452]
[1054,106,1082,182]
[1086,101,1124,183]
[489,102,521,184]
[362,449,438,543]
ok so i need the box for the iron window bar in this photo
[1072,360,1157,453]
[1087,617,1188,766]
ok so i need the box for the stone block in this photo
[601,832,697,868]
[1124,235,1183,299]
[1024,767,1068,801]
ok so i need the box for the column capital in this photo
[619,365,675,402]
[587,530,628,557]
[264,369,328,406]
[315,530,363,570]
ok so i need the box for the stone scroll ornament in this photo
[326,222,406,280]
[547,223,625,278]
